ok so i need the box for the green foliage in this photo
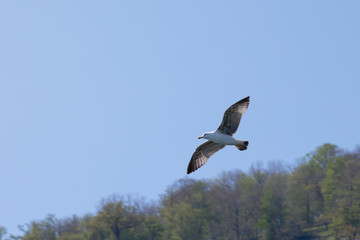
[9,144,360,240]
[89,196,145,240]
[160,179,212,240]
[141,215,163,240]
[18,214,90,240]
[258,172,288,240]
[208,170,264,239]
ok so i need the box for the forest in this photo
[1,143,360,240]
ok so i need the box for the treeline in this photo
[2,143,360,240]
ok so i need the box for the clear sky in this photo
[1,0,359,236]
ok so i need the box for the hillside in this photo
[2,143,360,240]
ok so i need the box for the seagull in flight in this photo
[187,96,250,174]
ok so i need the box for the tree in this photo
[19,215,57,240]
[257,167,288,240]
[57,215,91,240]
[141,215,163,240]
[0,227,6,240]
[208,170,265,240]
[322,148,360,239]
[160,179,212,240]
[89,196,141,240]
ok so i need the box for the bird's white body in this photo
[200,130,240,145]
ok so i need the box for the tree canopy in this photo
[4,143,360,240]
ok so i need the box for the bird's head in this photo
[198,132,211,139]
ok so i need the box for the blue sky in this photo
[1,0,359,235]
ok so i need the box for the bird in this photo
[187,96,250,174]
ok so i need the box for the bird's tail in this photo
[234,140,249,151]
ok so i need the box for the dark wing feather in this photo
[217,96,250,135]
[187,141,225,174]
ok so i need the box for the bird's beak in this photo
[198,136,203,139]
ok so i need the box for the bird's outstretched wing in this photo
[217,96,250,135]
[187,141,225,174]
